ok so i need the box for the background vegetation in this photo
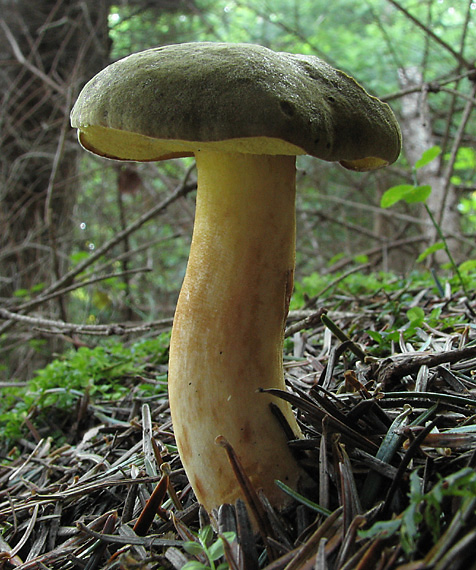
[0,2,476,568]
[1,0,475,379]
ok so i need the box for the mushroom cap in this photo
[71,42,401,171]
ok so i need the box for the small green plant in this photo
[291,270,423,310]
[182,525,236,570]
[0,334,170,448]
[366,301,467,354]
[360,467,476,558]
[380,146,475,298]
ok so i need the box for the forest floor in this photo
[1,272,476,570]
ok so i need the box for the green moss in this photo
[0,334,170,450]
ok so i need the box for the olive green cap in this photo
[71,42,401,171]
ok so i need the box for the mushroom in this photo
[71,42,401,516]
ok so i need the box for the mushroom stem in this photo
[168,150,303,513]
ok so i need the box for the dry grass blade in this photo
[360,406,412,508]
[334,442,362,533]
[0,278,474,569]
[82,512,117,570]
[372,345,476,388]
[133,470,169,536]
[282,507,343,570]
[262,388,379,455]
[215,435,280,560]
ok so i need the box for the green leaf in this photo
[70,251,90,264]
[359,518,401,539]
[366,330,384,344]
[459,259,476,275]
[354,254,369,264]
[182,541,204,557]
[416,242,445,263]
[453,146,476,170]
[13,288,30,298]
[207,532,235,561]
[275,480,332,516]
[208,538,225,561]
[221,531,236,543]
[30,282,45,293]
[199,525,214,547]
[182,562,209,570]
[381,184,432,208]
[415,146,441,169]
[327,252,346,266]
[380,185,414,208]
[403,185,432,204]
[406,307,425,325]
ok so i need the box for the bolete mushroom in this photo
[71,42,401,517]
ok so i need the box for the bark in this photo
[398,67,462,264]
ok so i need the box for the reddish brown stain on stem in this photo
[193,475,205,500]
[178,425,192,463]
[240,421,253,445]
[284,268,294,317]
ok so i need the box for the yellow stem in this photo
[168,151,303,513]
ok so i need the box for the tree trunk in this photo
[0,0,110,299]
[398,67,461,264]
[0,0,110,377]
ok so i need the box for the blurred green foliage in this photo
[5,0,475,384]
[70,1,476,323]
[291,268,474,356]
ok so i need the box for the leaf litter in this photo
[0,278,475,569]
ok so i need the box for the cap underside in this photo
[71,43,401,171]
[79,125,389,171]
[78,125,306,161]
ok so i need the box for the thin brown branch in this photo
[386,0,474,69]
[372,345,476,387]
[0,180,195,335]
[9,266,153,309]
[438,80,476,226]
[383,69,476,102]
[0,307,173,336]
[0,19,65,95]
